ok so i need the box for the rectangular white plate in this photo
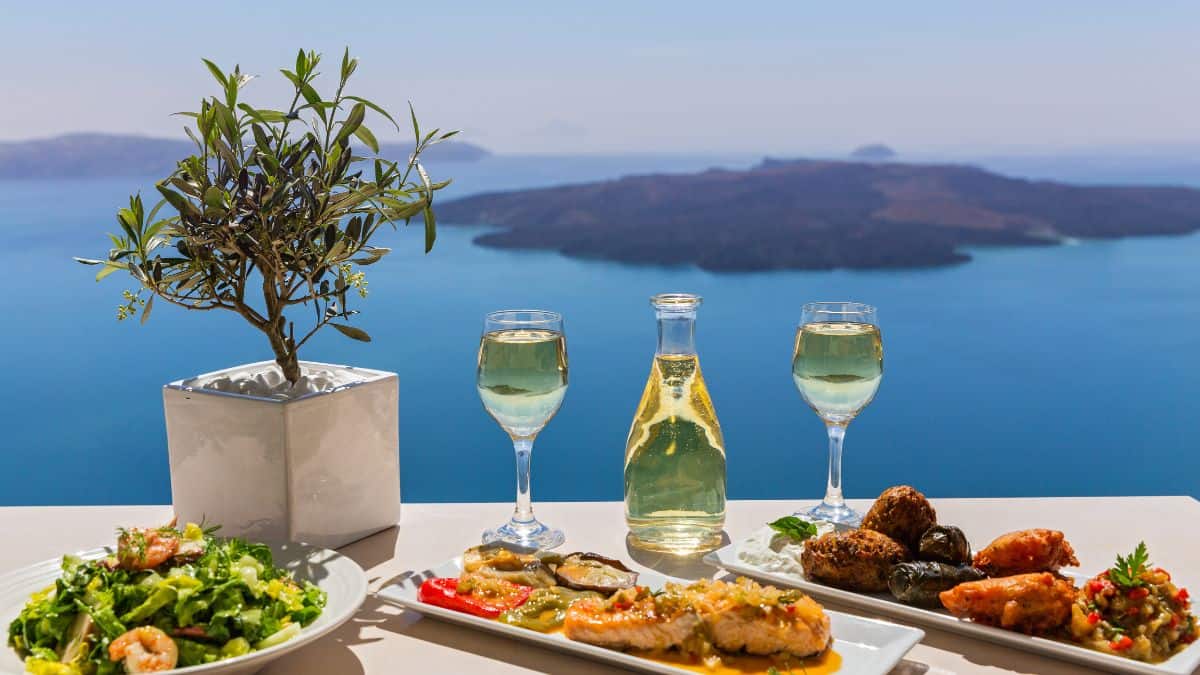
[379,557,923,675]
[706,542,1200,675]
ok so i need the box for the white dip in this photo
[736,522,836,576]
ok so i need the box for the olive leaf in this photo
[79,48,453,384]
[331,324,371,342]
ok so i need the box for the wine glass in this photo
[477,310,568,549]
[791,302,883,525]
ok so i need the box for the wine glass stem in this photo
[512,438,535,525]
[823,423,847,507]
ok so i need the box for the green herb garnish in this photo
[1109,542,1151,589]
[768,516,819,543]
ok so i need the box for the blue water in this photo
[1,156,1198,506]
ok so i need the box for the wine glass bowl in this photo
[477,309,567,549]
[792,302,882,525]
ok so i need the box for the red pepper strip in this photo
[1110,635,1134,651]
[418,577,532,619]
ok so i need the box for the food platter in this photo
[706,542,1200,675]
[379,556,924,675]
[0,542,367,675]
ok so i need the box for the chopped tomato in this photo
[1087,579,1113,598]
[418,577,532,619]
[1127,587,1150,600]
[1110,635,1134,651]
[1087,611,1101,625]
[1176,588,1191,605]
[1171,615,1181,628]
[1126,607,1141,617]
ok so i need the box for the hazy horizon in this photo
[5,2,1200,156]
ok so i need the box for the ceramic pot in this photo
[162,361,399,548]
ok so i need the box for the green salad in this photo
[7,523,326,674]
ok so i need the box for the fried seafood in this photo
[939,572,1077,634]
[801,529,910,592]
[563,587,701,651]
[861,485,937,550]
[683,578,831,657]
[973,529,1079,576]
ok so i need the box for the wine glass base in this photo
[482,520,565,551]
[801,501,862,527]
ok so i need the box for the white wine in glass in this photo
[477,310,568,549]
[792,302,882,525]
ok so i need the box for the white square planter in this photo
[163,361,399,548]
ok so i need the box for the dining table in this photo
[1,496,1196,674]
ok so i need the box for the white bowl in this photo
[0,542,366,675]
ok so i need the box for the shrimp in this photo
[117,527,180,571]
[108,626,178,673]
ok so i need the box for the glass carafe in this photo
[624,293,726,554]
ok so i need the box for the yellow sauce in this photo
[539,627,842,673]
[637,649,843,674]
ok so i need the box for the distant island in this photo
[850,143,897,161]
[0,133,491,179]
[438,157,1200,271]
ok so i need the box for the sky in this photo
[4,1,1200,156]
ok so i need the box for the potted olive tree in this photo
[77,49,455,546]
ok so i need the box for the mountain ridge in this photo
[0,132,490,179]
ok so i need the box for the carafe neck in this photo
[657,313,696,356]
[651,293,702,356]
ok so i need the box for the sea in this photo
[1,154,1198,506]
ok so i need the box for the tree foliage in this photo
[77,49,454,384]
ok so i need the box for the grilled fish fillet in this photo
[684,578,831,657]
[564,579,831,658]
[563,588,700,651]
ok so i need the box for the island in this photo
[850,144,897,161]
[0,133,490,179]
[437,157,1200,271]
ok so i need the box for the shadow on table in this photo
[888,660,929,674]
[917,626,1094,674]
[337,526,401,571]
[624,531,732,580]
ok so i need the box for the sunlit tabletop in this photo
[1,497,1196,674]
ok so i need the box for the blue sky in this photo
[4,1,1200,155]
